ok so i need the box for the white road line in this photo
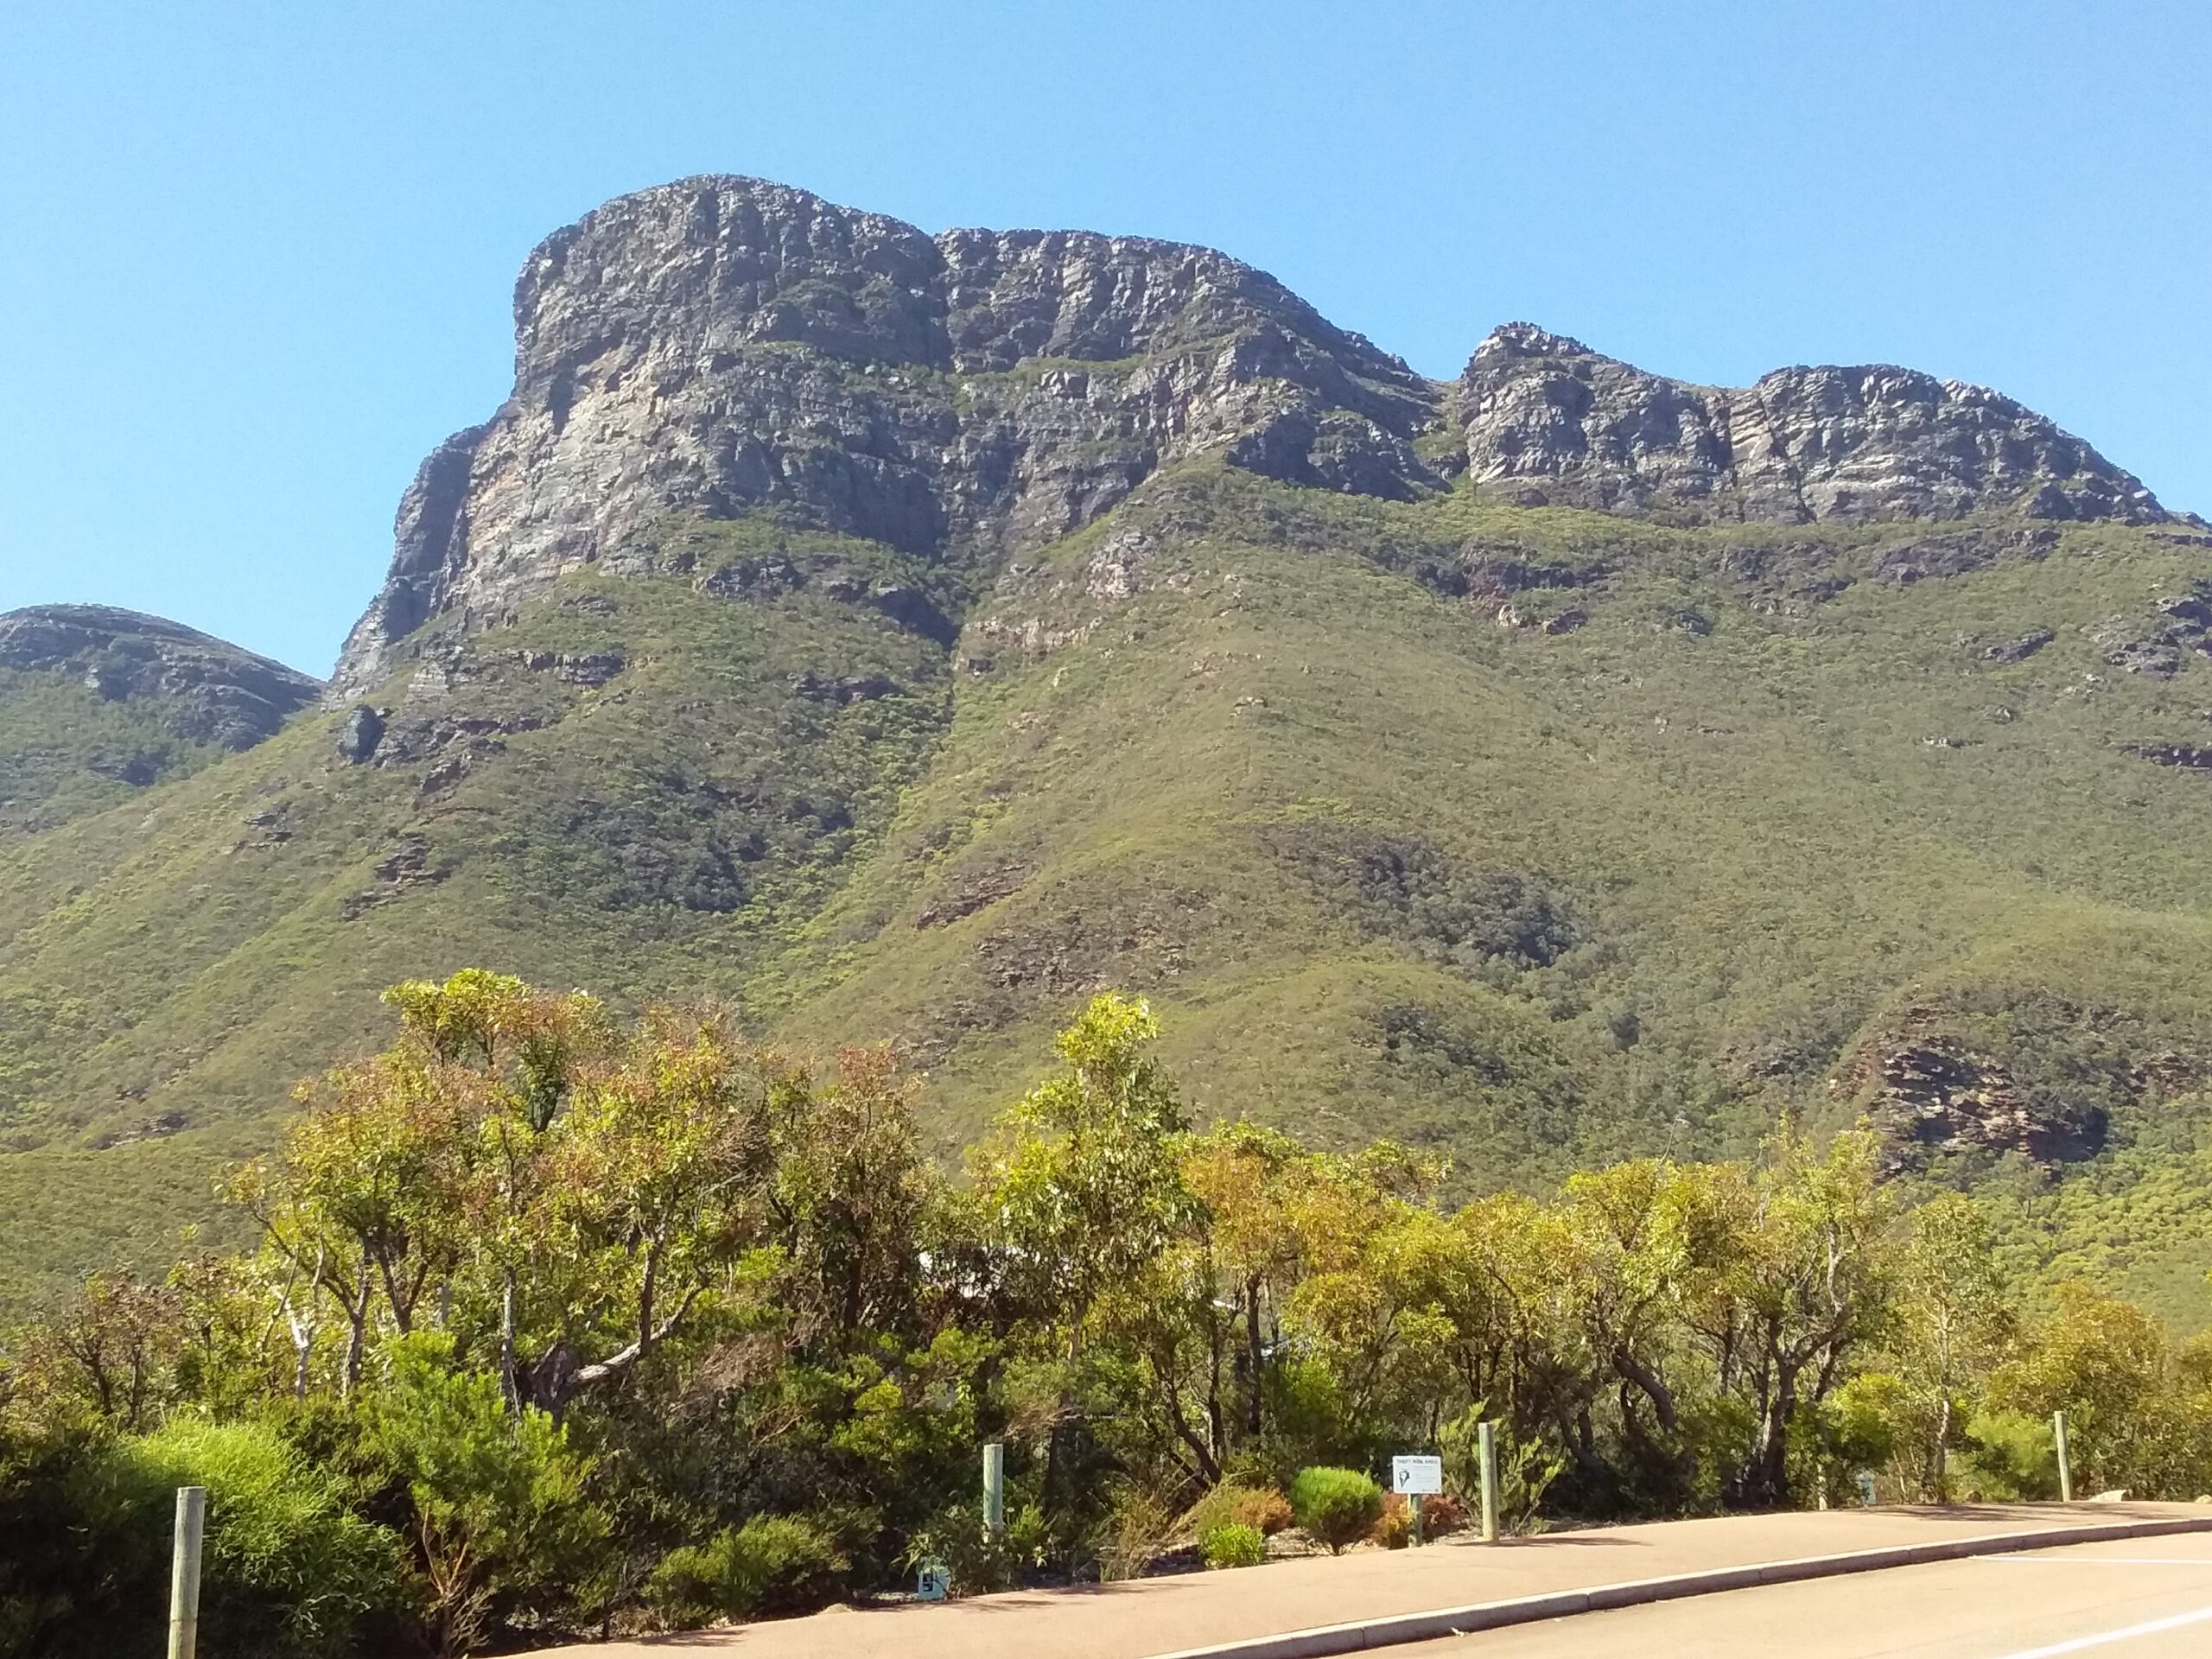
[1982,1555,2212,1566]
[1987,1602,2212,1657]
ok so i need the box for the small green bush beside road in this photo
[647,1516,849,1628]
[1291,1467,1384,1554]
[1199,1522,1267,1568]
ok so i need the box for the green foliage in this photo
[1289,1465,1383,1554]
[2,1417,403,1659]
[1958,1409,2061,1500]
[1198,1521,1267,1567]
[645,1515,849,1628]
[10,976,2212,1651]
[1440,1409,1564,1535]
[901,1502,1050,1596]
[1986,1284,2212,1497]
[365,1335,607,1656]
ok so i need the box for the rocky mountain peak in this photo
[1471,321,1595,364]
[332,179,2171,696]
[0,604,322,750]
[334,175,1440,696]
[1456,323,2166,526]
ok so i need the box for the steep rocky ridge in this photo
[334,175,1439,695]
[1458,323,2168,525]
[336,181,2169,702]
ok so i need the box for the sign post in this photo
[982,1440,1005,1534]
[2054,1411,2073,1503]
[168,1485,206,1659]
[1478,1421,1499,1542]
[1390,1454,1442,1548]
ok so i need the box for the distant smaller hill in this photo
[0,604,322,837]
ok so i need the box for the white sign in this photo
[916,1560,950,1601]
[1392,1454,1444,1495]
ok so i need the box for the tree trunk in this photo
[340,1262,371,1399]
[1243,1275,1266,1440]
[1933,1391,1954,1503]
[1741,1370,1798,1510]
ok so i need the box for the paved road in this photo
[540,1504,2212,1659]
[1416,1530,2212,1657]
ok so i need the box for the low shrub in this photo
[1289,1466,1382,1555]
[1096,1488,1178,1583]
[899,1503,1050,1597]
[1369,1492,1412,1549]
[1199,1522,1267,1569]
[1420,1492,1465,1536]
[647,1516,848,1629]
[1185,1480,1294,1539]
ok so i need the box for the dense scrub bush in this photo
[0,1418,404,1659]
[1186,1480,1293,1538]
[365,1337,608,1655]
[901,1503,1052,1596]
[1290,1467,1382,1554]
[1198,1522,1267,1568]
[646,1516,849,1628]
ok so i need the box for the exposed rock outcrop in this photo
[332,175,1440,695]
[0,604,322,749]
[333,181,2171,698]
[1857,1039,2107,1168]
[1457,323,2165,526]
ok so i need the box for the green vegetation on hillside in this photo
[5,976,2209,1656]
[6,467,2212,1319]
[0,668,235,837]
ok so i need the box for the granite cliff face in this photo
[1457,324,2165,525]
[333,176,1438,694]
[0,604,322,749]
[334,180,2170,696]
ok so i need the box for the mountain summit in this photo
[334,175,1440,693]
[3,176,2209,1313]
[334,175,2163,696]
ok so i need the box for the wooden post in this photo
[168,1485,207,1659]
[982,1440,1005,1534]
[2054,1411,2073,1503]
[1478,1420,1499,1543]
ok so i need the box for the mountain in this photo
[0,605,321,839]
[5,175,2212,1315]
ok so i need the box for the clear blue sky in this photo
[3,2,2206,675]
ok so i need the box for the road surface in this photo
[1416,1529,2212,1657]
[540,1504,2212,1659]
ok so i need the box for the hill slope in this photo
[0,604,321,839]
[4,177,2210,1316]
